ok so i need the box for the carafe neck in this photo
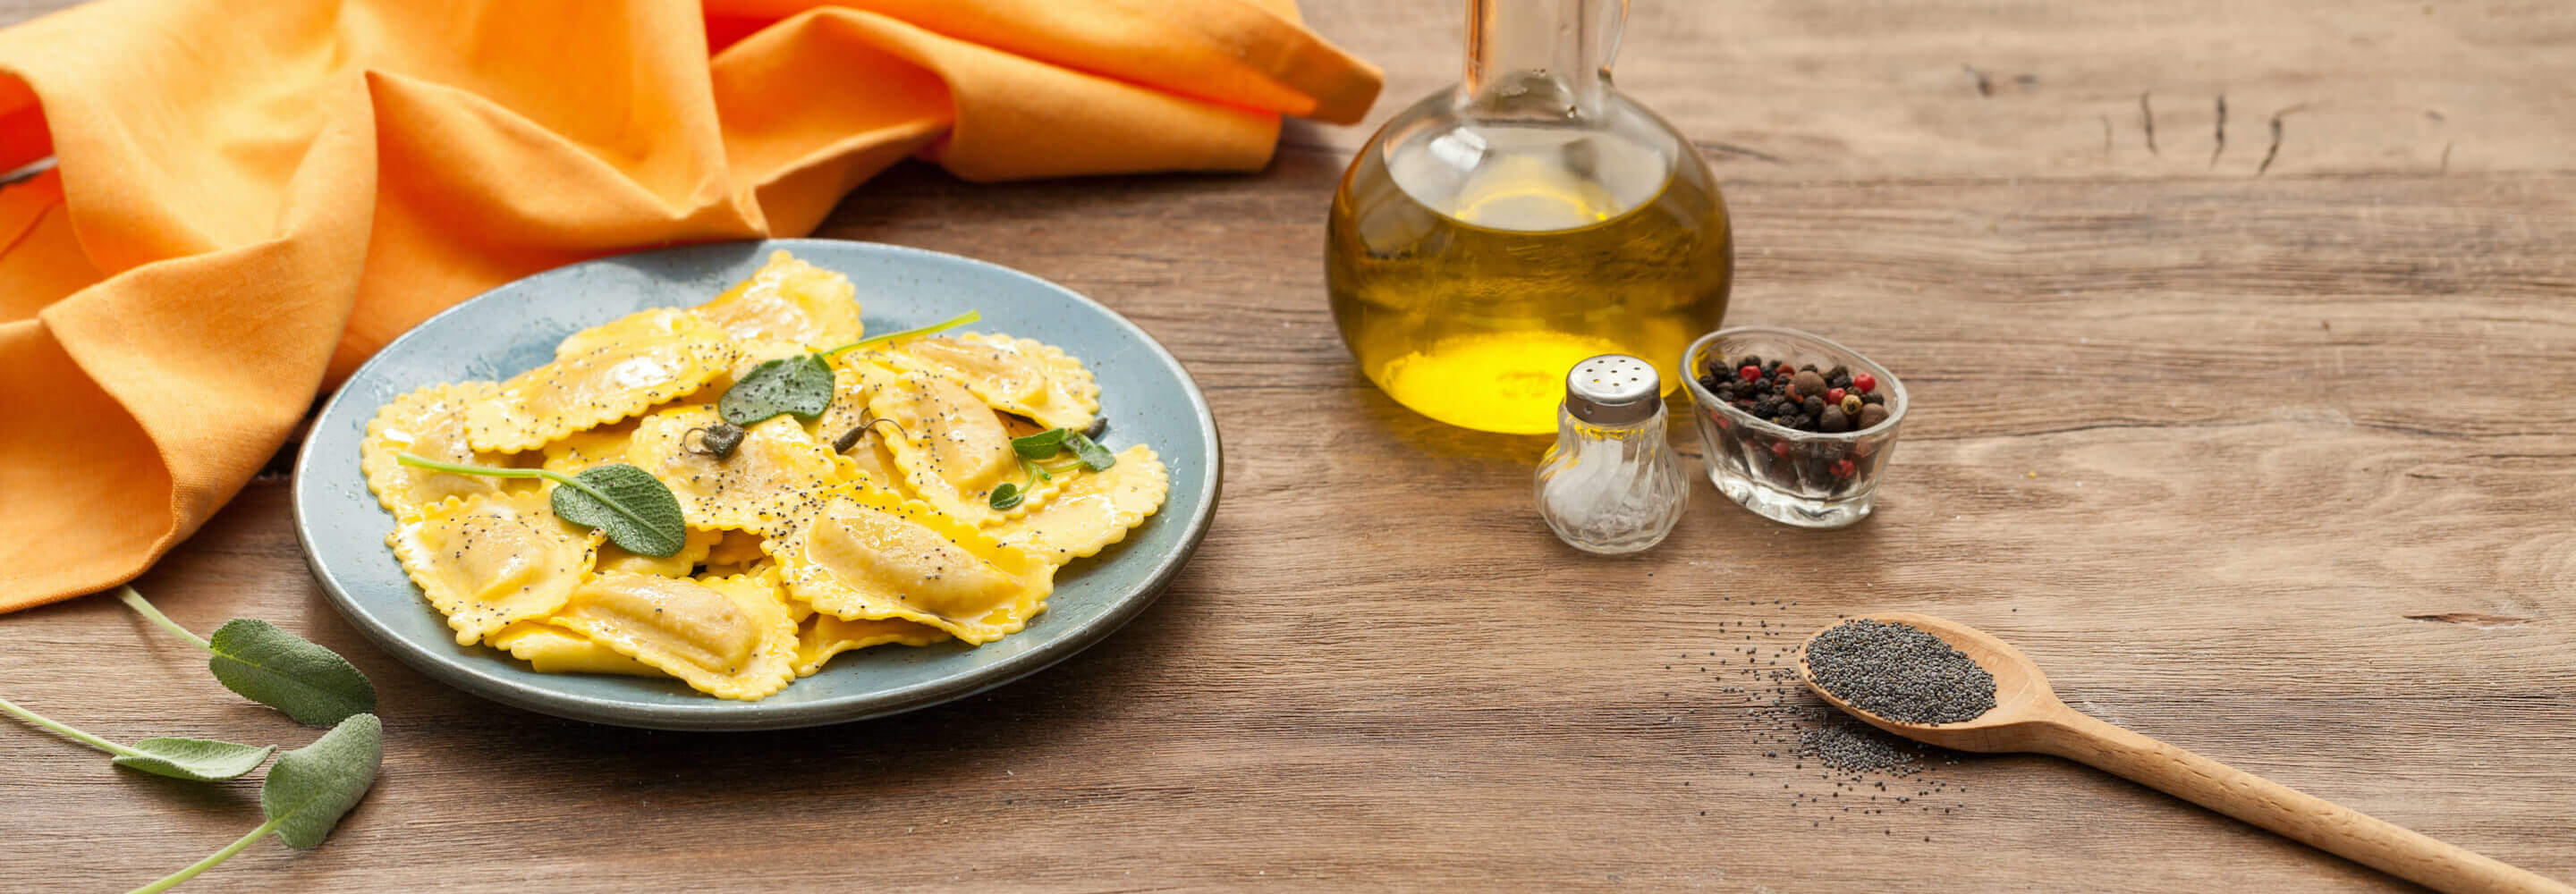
[1460,0,1623,121]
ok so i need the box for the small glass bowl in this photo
[1681,326,1909,527]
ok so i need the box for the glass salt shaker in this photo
[1535,354,1689,554]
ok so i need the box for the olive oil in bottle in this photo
[1326,0,1732,435]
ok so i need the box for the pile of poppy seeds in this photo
[1802,619,1998,725]
[1669,600,1979,841]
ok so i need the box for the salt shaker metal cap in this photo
[1565,354,1661,425]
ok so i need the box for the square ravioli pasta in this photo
[359,249,1172,700]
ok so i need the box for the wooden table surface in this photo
[5,0,2572,890]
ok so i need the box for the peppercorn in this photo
[1803,396,1826,417]
[1819,406,1851,433]
[1858,403,1890,428]
[1793,370,1827,397]
[1826,387,1846,404]
[1842,393,1863,416]
[1861,392,1885,406]
[1852,372,1877,393]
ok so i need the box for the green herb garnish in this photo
[682,422,747,459]
[120,586,377,727]
[717,354,835,426]
[1010,428,1067,459]
[1063,430,1116,471]
[396,454,688,557]
[1006,426,1115,474]
[828,309,980,357]
[831,417,905,454]
[988,483,1026,510]
[133,713,382,893]
[0,695,273,782]
[717,310,980,427]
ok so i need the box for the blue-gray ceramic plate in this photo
[292,239,1219,730]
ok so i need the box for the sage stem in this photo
[0,695,133,757]
[128,815,285,894]
[117,586,214,652]
[823,309,979,357]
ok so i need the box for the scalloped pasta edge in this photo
[386,491,603,646]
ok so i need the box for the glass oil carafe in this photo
[1326,0,1732,434]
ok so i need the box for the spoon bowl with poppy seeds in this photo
[1795,612,2572,894]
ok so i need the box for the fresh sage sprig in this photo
[396,454,687,557]
[119,586,376,728]
[1010,427,1116,472]
[986,426,1115,510]
[0,695,274,782]
[718,309,979,427]
[131,713,383,894]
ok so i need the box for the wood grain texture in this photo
[1,0,2572,891]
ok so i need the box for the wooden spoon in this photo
[1794,611,2572,894]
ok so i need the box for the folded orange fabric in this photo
[0,0,1377,613]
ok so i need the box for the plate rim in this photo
[290,238,1222,730]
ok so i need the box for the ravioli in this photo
[769,486,1053,645]
[699,338,811,400]
[866,367,1057,527]
[538,421,637,476]
[705,529,768,568]
[387,490,601,645]
[361,381,516,518]
[793,615,951,677]
[691,250,866,349]
[487,622,665,677]
[465,308,741,452]
[881,333,1100,432]
[987,445,1171,566]
[596,526,723,578]
[547,571,799,701]
[626,406,847,537]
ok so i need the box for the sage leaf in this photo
[398,454,689,558]
[548,463,689,557]
[1064,431,1117,471]
[207,620,377,728]
[718,353,835,426]
[0,695,272,782]
[115,738,278,782]
[988,483,1025,510]
[1011,428,1067,459]
[124,573,377,727]
[131,714,385,894]
[262,713,383,849]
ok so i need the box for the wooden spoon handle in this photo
[2035,711,2572,894]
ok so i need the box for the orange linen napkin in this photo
[0,0,1378,613]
